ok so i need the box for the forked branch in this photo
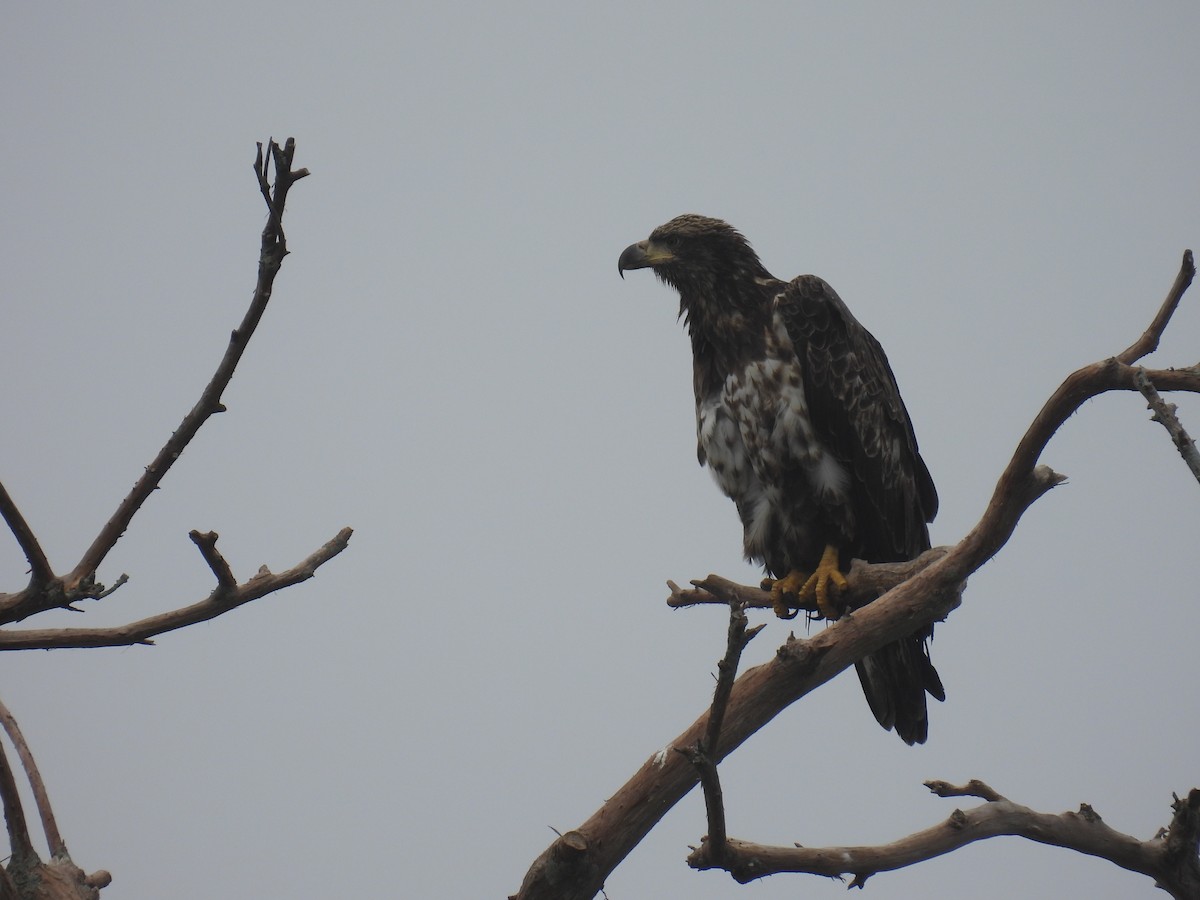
[0,138,347,648]
[0,140,341,896]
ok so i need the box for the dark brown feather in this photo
[620,215,943,744]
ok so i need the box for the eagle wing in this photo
[774,275,937,563]
[775,275,944,743]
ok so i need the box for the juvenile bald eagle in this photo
[619,214,943,744]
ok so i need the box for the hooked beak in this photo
[618,239,673,279]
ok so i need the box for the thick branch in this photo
[687,782,1200,898]
[668,548,951,612]
[513,572,966,900]
[513,253,1200,899]
[0,527,351,651]
[1163,790,1200,897]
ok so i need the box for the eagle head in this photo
[618,214,768,294]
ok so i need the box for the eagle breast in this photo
[697,307,850,572]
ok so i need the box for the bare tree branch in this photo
[512,251,1200,900]
[1135,369,1200,484]
[188,531,238,592]
[0,138,337,897]
[1118,249,1195,365]
[0,527,351,651]
[0,716,111,898]
[1163,790,1200,896]
[926,778,1005,803]
[0,139,350,654]
[668,548,951,613]
[0,485,53,590]
[687,782,1200,899]
[512,570,968,900]
[678,602,764,865]
[0,698,63,857]
[63,142,305,595]
[0,139,312,628]
[0,737,35,871]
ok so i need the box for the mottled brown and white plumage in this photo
[619,214,944,744]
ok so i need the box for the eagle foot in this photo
[764,573,804,619]
[767,545,848,621]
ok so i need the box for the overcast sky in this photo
[2,4,1198,898]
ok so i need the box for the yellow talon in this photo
[768,570,809,619]
[804,543,849,620]
[767,544,848,620]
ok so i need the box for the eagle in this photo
[619,214,944,744]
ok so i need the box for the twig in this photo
[255,137,309,250]
[1134,368,1200,484]
[95,573,128,599]
[189,530,237,591]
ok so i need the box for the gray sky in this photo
[3,3,1198,898]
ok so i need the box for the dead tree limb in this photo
[0,699,63,858]
[0,527,352,650]
[686,781,1200,899]
[512,250,1198,900]
[0,726,110,899]
[668,548,951,613]
[1134,368,1200,484]
[0,737,35,877]
[0,138,348,650]
[677,602,765,866]
[0,139,343,897]
[1118,250,1194,365]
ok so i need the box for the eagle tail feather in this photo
[855,631,943,746]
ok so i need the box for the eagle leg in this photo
[804,544,849,619]
[768,544,848,620]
